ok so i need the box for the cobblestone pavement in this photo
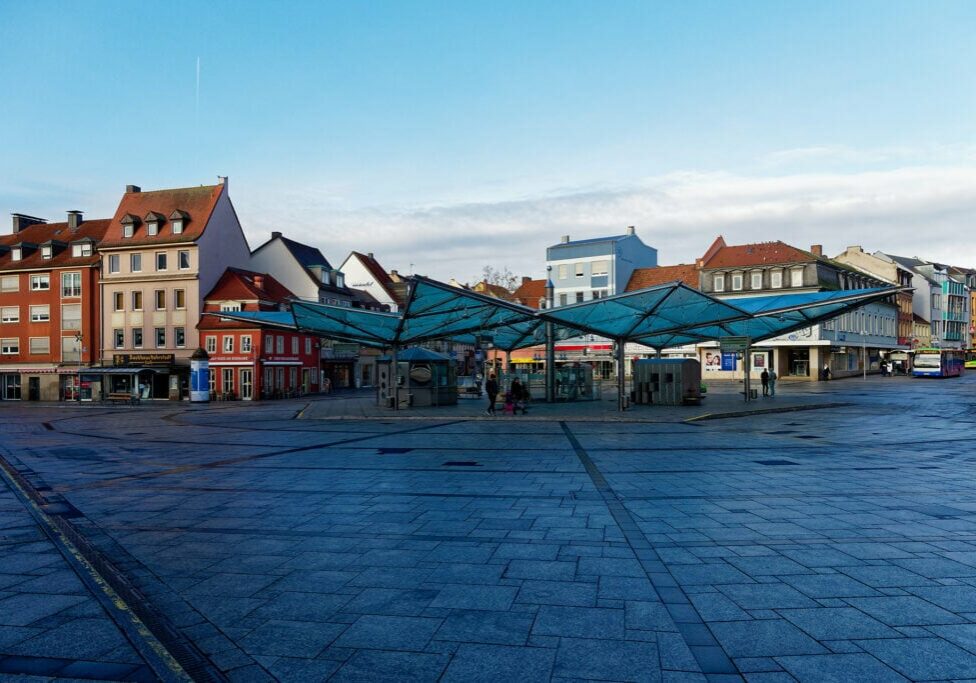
[1,375,975,681]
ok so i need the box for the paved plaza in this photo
[2,376,976,681]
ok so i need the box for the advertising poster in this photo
[703,350,721,371]
[721,352,737,371]
[752,353,766,369]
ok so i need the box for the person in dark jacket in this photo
[511,377,528,414]
[760,369,770,396]
[485,374,499,416]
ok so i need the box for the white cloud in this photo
[234,164,976,283]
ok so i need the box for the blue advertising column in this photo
[190,348,210,403]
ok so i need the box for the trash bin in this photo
[750,388,758,399]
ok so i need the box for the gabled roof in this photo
[347,251,401,304]
[701,239,815,269]
[512,278,546,308]
[101,184,224,247]
[0,219,110,271]
[203,267,295,304]
[626,265,699,291]
[471,280,514,300]
[278,235,332,270]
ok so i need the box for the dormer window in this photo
[41,246,52,259]
[11,247,21,261]
[731,272,743,291]
[713,273,725,292]
[170,210,188,234]
[147,221,158,236]
[144,212,164,236]
[121,214,139,238]
[71,242,93,258]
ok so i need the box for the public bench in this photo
[106,392,140,405]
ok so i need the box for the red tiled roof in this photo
[0,219,110,271]
[626,265,699,291]
[701,240,814,269]
[101,184,224,247]
[349,251,401,303]
[198,268,296,330]
[512,278,546,308]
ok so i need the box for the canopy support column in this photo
[743,343,751,402]
[391,345,399,411]
[545,267,555,403]
[616,340,627,411]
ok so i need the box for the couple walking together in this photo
[485,374,528,416]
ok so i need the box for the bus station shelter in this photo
[219,276,903,411]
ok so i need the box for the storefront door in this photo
[302,369,310,394]
[240,369,253,400]
[2,374,22,400]
[28,377,40,401]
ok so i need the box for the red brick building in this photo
[198,268,320,400]
[0,212,108,400]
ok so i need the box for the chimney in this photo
[561,235,570,243]
[627,225,636,236]
[253,275,264,290]
[126,185,141,193]
[367,252,374,260]
[271,231,282,240]
[811,244,823,257]
[522,276,531,286]
[67,210,83,231]
[217,175,229,190]
[11,213,46,234]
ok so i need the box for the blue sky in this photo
[1,1,974,279]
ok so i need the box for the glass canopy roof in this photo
[213,277,903,352]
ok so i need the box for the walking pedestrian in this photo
[485,373,499,416]
[511,377,529,414]
[768,368,777,396]
[760,369,769,396]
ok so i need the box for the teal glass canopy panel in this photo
[447,320,580,351]
[291,301,400,347]
[539,283,748,340]
[397,277,541,346]
[203,310,298,329]
[730,288,889,316]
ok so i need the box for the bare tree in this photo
[479,265,519,292]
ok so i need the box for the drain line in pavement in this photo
[0,451,225,683]
[559,422,739,677]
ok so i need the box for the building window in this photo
[113,292,124,312]
[130,253,142,272]
[790,268,804,288]
[751,271,762,289]
[223,336,234,353]
[175,289,186,309]
[591,260,609,276]
[205,336,216,353]
[305,338,311,355]
[575,262,584,277]
[156,253,167,271]
[241,335,252,353]
[1,338,19,355]
[576,292,585,303]
[11,247,22,261]
[558,265,568,279]
[1,307,18,324]
[30,275,50,291]
[132,291,143,311]
[559,293,568,306]
[713,274,725,292]
[222,368,234,394]
[276,336,284,354]
[29,305,49,322]
[731,273,743,291]
[175,327,185,348]
[123,224,134,238]
[0,276,18,293]
[172,218,184,234]
[155,327,166,347]
[41,246,52,259]
[771,270,783,288]
[155,290,166,310]
[178,250,190,270]
[147,221,158,236]
[62,335,81,363]
[29,337,50,355]
[288,337,296,354]
[209,367,216,394]
[108,254,120,273]
[133,328,143,348]
[61,272,81,298]
[71,243,92,258]
[114,329,124,349]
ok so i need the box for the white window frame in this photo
[175,289,186,310]
[113,292,124,312]
[223,336,234,353]
[178,250,190,270]
[30,274,50,291]
[123,224,134,238]
[41,245,52,259]
[147,221,158,236]
[558,265,568,279]
[130,253,142,272]
[790,267,804,288]
[28,336,50,355]
[156,252,167,271]
[61,272,81,298]
[172,219,184,234]
[133,328,143,348]
[291,337,299,354]
[241,335,252,353]
[113,329,125,349]
[155,290,166,311]
[175,327,186,348]
[29,305,50,322]
[108,254,120,273]
[1,338,19,355]
[305,338,311,354]
[591,260,609,276]
[276,336,284,354]
[575,262,584,277]
[731,273,743,291]
[771,270,783,289]
[713,274,725,292]
[751,271,763,290]
[155,327,166,348]
[11,247,22,261]
[205,336,216,354]
[132,291,143,311]
[61,335,82,363]
[0,276,18,293]
[1,307,19,324]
